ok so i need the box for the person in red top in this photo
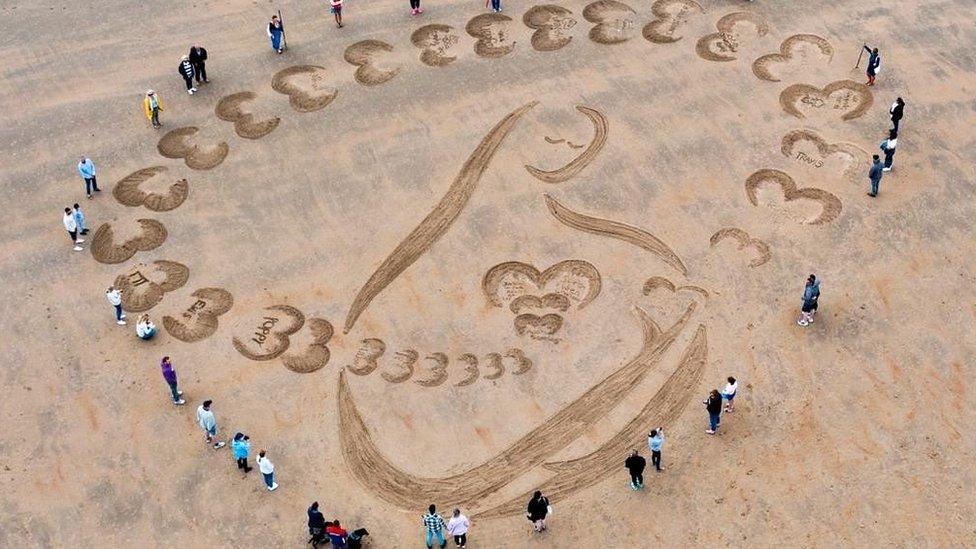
[326,521,349,548]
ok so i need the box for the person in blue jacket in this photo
[232,433,253,472]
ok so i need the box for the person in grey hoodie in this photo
[196,400,226,449]
[797,274,821,326]
[868,155,884,197]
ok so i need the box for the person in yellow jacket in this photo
[143,90,163,129]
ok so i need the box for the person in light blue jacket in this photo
[233,433,253,472]
[72,203,88,235]
[77,157,100,198]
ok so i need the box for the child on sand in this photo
[144,90,163,129]
[330,0,344,28]
[722,377,738,412]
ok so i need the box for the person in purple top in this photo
[160,356,186,405]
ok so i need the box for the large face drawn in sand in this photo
[337,102,711,516]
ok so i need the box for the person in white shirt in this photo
[722,377,739,412]
[62,207,84,251]
[105,286,126,325]
[257,450,278,491]
[446,508,470,549]
[136,314,157,339]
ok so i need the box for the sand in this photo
[1,0,975,546]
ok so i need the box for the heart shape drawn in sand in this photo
[695,11,769,62]
[744,169,842,225]
[779,80,873,121]
[232,305,306,361]
[752,34,833,82]
[271,65,339,113]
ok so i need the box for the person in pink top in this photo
[330,0,344,27]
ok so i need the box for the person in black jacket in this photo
[307,502,327,547]
[178,55,196,94]
[704,389,722,434]
[863,45,881,86]
[526,491,550,533]
[189,45,208,84]
[624,449,647,491]
[889,97,904,132]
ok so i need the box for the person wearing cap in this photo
[143,90,163,128]
[188,45,209,84]
[178,55,196,94]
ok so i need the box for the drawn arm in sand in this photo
[343,102,538,334]
[338,303,695,510]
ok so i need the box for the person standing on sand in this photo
[188,45,209,84]
[797,274,821,326]
[488,0,502,13]
[144,90,163,129]
[63,207,84,252]
[105,286,125,324]
[889,97,905,133]
[704,389,722,434]
[624,449,647,490]
[446,508,470,548]
[347,528,370,549]
[526,491,550,532]
[72,204,88,235]
[648,427,664,471]
[77,157,99,199]
[330,0,344,28]
[409,0,423,15]
[722,377,739,412]
[880,129,897,172]
[863,45,881,86]
[160,356,185,405]
[178,55,196,94]
[268,15,285,53]
[308,501,328,547]
[257,449,278,490]
[196,400,226,449]
[232,433,253,472]
[422,504,447,549]
[868,154,884,197]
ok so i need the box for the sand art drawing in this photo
[338,304,696,510]
[745,169,842,225]
[780,129,865,179]
[157,127,229,170]
[483,260,601,341]
[466,13,517,58]
[215,92,281,139]
[162,287,234,343]
[709,228,771,267]
[349,340,532,386]
[523,5,577,52]
[343,102,538,334]
[695,12,769,62]
[779,80,873,121]
[642,0,703,44]
[545,195,688,275]
[583,0,638,45]
[232,305,306,361]
[642,276,709,300]
[89,218,167,265]
[476,324,707,518]
[280,318,334,374]
[271,65,338,112]
[411,24,461,67]
[344,40,402,86]
[525,106,608,183]
[114,260,190,313]
[752,34,833,82]
[112,166,189,212]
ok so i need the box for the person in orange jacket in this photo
[143,90,163,129]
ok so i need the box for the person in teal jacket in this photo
[233,433,253,472]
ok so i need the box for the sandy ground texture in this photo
[1,0,975,546]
